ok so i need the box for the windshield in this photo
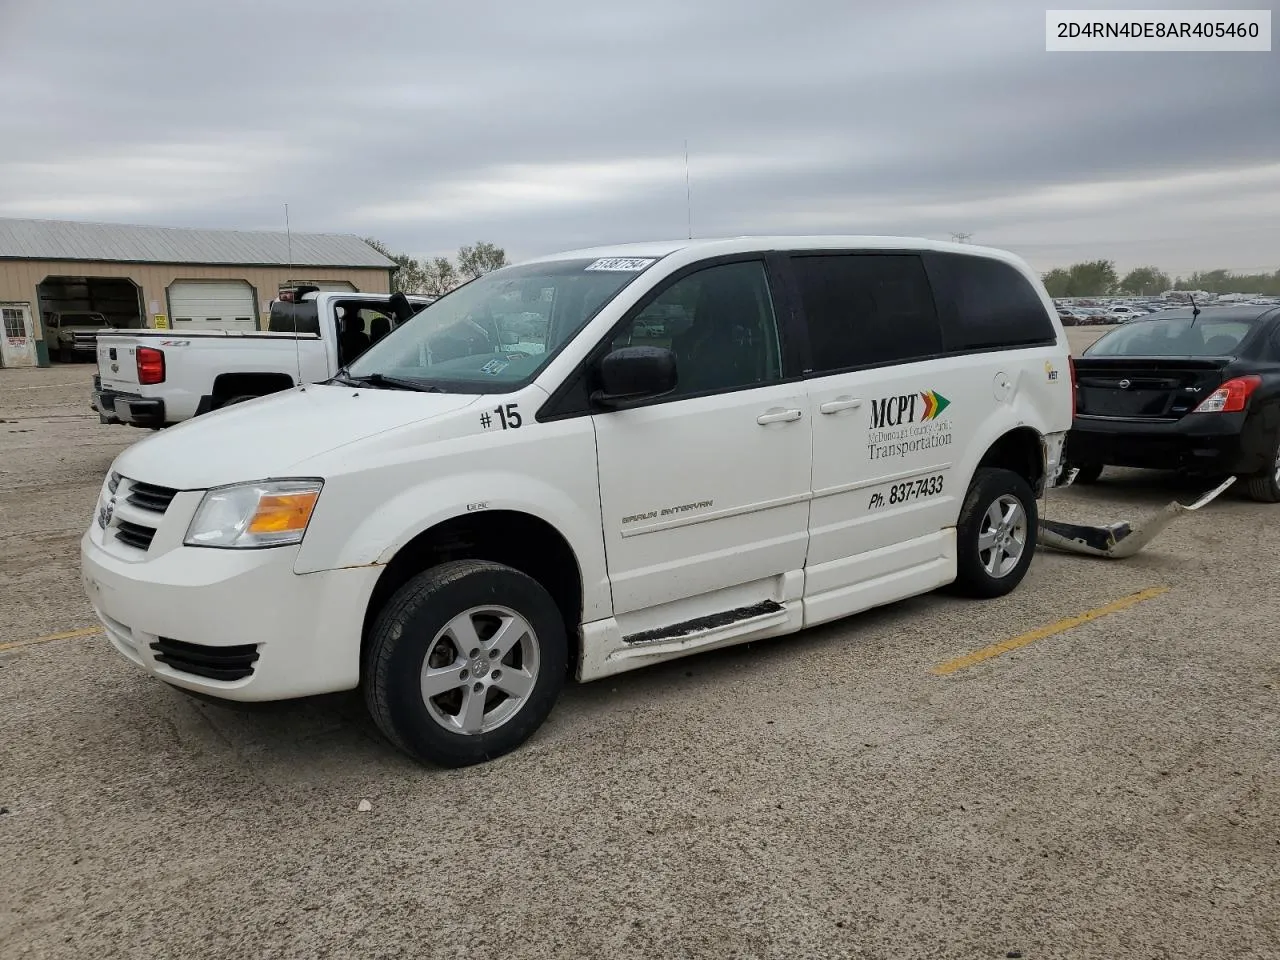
[1085,316,1255,357]
[345,257,658,390]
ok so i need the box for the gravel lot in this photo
[3,332,1278,960]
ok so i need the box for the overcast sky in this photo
[1,0,1276,276]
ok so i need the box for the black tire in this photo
[364,560,568,767]
[215,394,257,409]
[1246,437,1280,502]
[1070,461,1104,484]
[952,468,1039,599]
[57,345,70,363]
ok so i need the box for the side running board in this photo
[614,600,789,660]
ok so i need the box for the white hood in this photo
[112,384,480,489]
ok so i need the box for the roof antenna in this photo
[684,139,692,240]
[285,203,304,391]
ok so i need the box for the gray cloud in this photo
[1,0,1276,276]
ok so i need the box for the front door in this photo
[591,259,812,621]
[0,303,37,368]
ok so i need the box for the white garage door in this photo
[168,281,257,331]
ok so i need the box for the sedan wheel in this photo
[1245,436,1280,503]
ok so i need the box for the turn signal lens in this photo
[184,479,323,548]
[1192,375,1261,414]
[246,492,320,535]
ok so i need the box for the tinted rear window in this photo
[791,253,944,371]
[269,301,320,334]
[1086,317,1254,357]
[924,253,1055,351]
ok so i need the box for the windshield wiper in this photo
[343,372,444,393]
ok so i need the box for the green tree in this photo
[364,237,511,293]
[362,237,429,294]
[1065,260,1118,297]
[457,242,508,279]
[1175,269,1280,296]
[1119,266,1171,296]
[422,257,460,296]
[1047,262,1280,298]
[1042,268,1071,298]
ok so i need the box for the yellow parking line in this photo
[931,586,1170,676]
[0,626,102,653]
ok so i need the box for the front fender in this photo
[294,469,612,622]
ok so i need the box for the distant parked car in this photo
[1106,305,1146,321]
[1063,307,1112,325]
[1064,304,1280,500]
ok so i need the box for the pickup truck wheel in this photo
[57,346,71,363]
[364,560,568,767]
[1245,436,1280,503]
[216,395,257,409]
[952,468,1038,599]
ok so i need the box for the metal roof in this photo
[0,218,396,269]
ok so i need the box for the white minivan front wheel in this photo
[952,468,1038,599]
[363,559,568,767]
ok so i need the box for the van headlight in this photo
[184,479,323,548]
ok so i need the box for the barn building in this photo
[0,218,395,367]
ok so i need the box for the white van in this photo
[81,237,1074,767]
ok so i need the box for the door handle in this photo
[757,408,803,425]
[819,397,863,415]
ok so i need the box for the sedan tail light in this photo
[137,346,165,385]
[1192,375,1260,413]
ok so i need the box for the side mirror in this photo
[591,345,677,409]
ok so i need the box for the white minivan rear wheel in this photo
[952,468,1038,599]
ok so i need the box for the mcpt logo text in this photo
[870,390,950,429]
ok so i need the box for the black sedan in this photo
[1064,304,1280,501]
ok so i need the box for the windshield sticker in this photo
[480,358,510,376]
[585,257,657,272]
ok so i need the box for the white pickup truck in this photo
[91,290,433,427]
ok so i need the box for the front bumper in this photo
[93,381,164,427]
[1067,412,1267,474]
[80,529,382,701]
